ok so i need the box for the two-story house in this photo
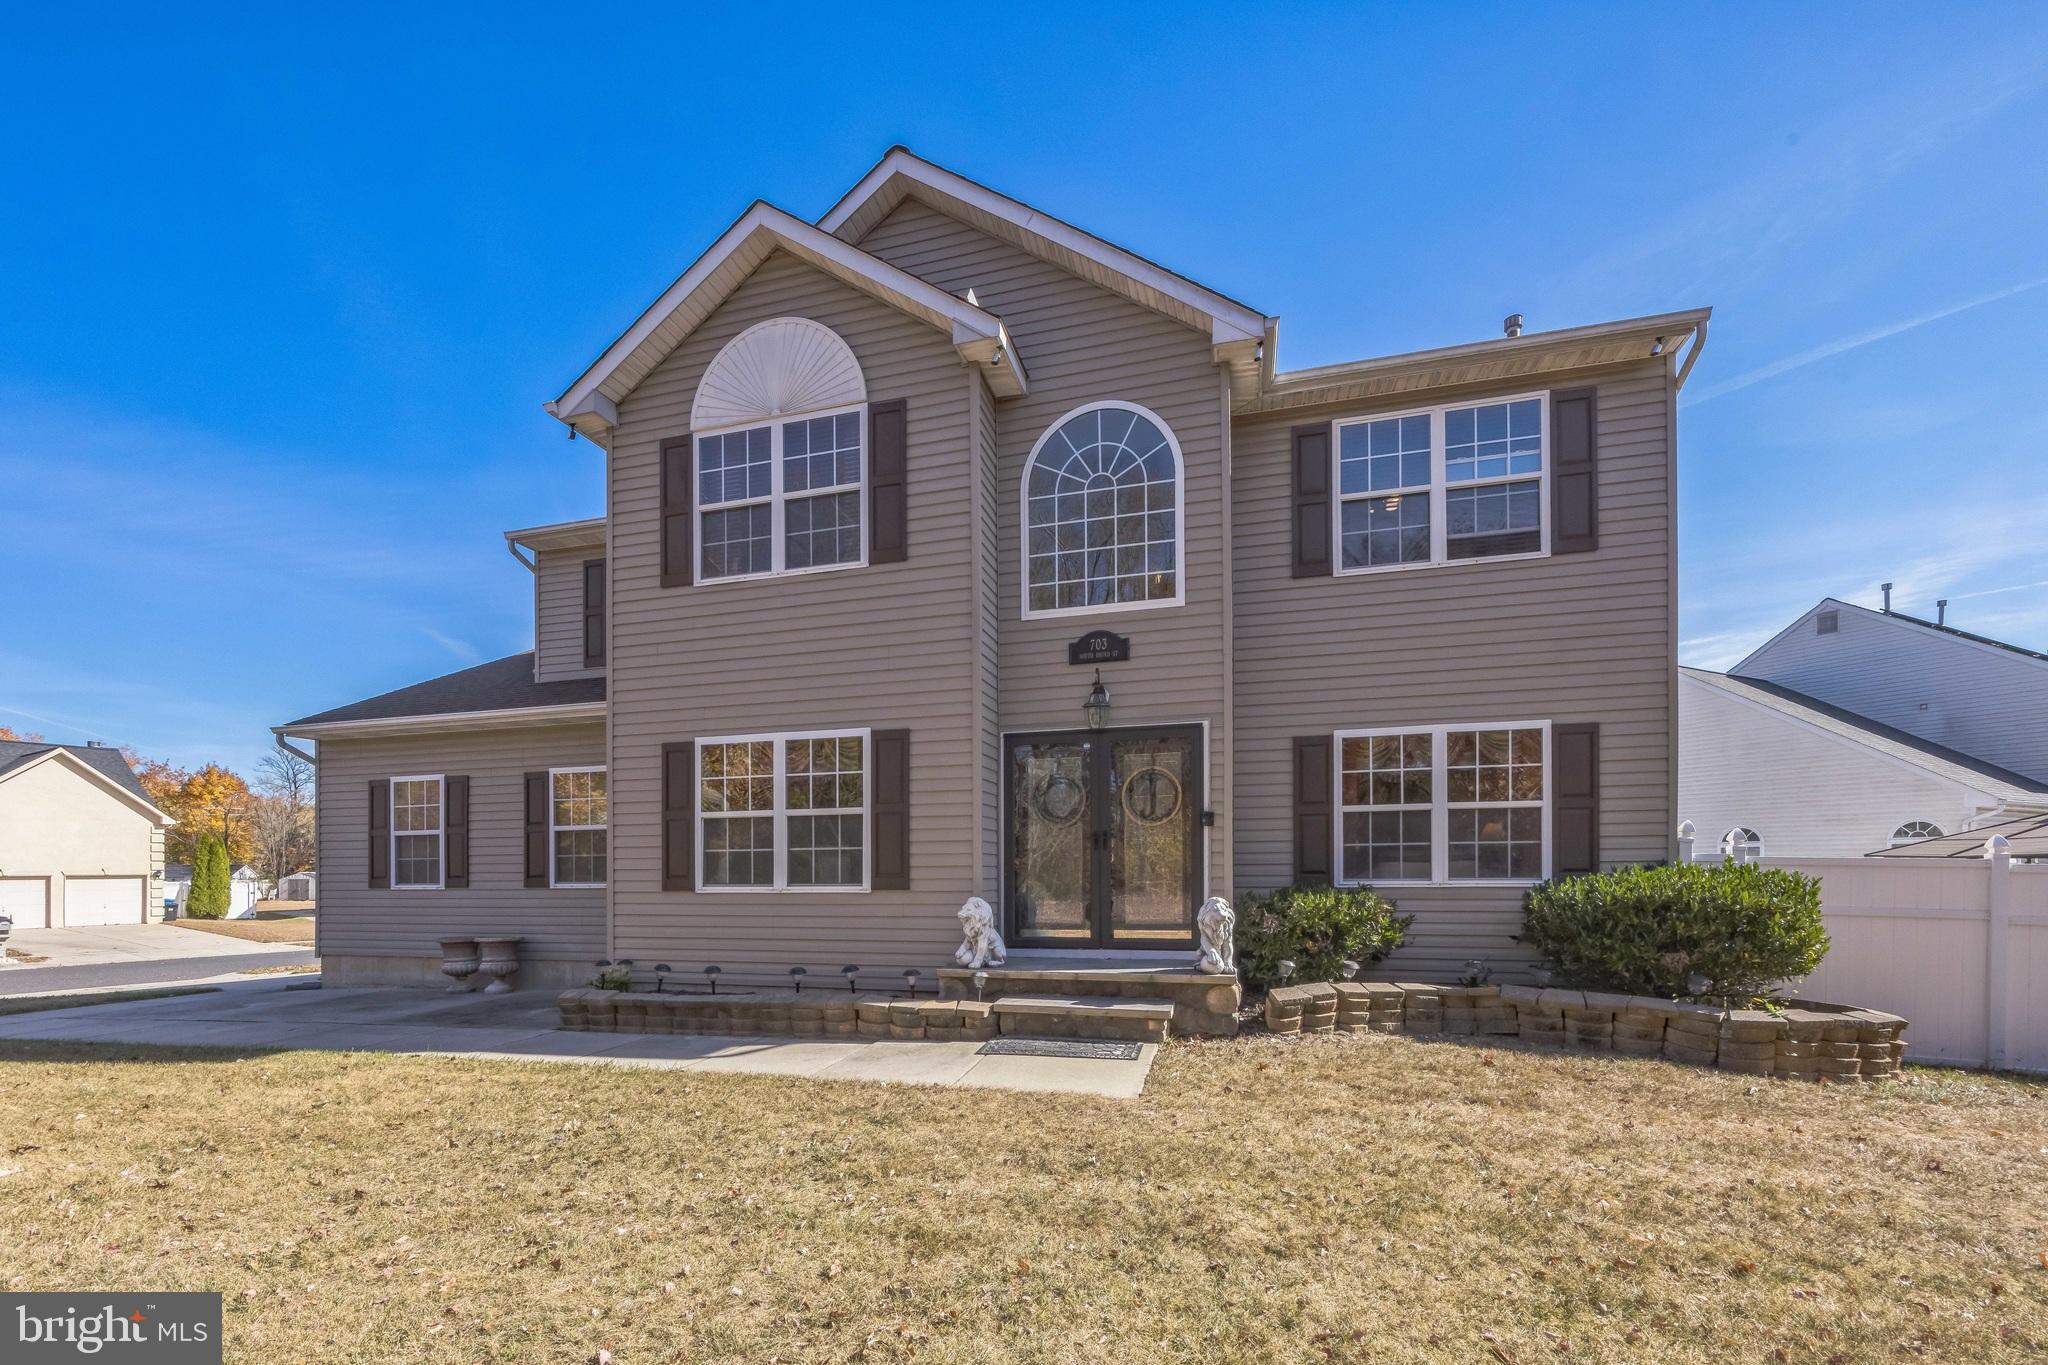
[277,148,1710,991]
[1681,595,2048,858]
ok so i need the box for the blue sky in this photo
[4,5,2045,776]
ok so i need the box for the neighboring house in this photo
[277,147,1710,987]
[1681,598,2048,857]
[162,861,266,918]
[0,740,171,927]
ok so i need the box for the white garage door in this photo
[0,876,50,929]
[64,875,146,926]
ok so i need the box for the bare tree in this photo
[251,747,316,897]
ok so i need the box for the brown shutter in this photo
[1291,423,1332,578]
[1292,736,1333,882]
[367,779,390,889]
[444,776,471,889]
[661,742,696,892]
[524,771,549,888]
[1551,722,1600,876]
[869,399,908,564]
[870,728,910,890]
[1550,387,1598,555]
[582,557,606,667]
[659,435,694,587]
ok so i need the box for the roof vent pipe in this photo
[1503,313,1524,338]
[1937,599,1948,626]
[1881,582,1893,614]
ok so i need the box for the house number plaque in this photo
[1067,630,1132,665]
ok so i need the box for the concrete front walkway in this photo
[0,980,1159,1098]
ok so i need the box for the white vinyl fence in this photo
[1676,827,2047,1072]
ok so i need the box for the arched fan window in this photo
[1721,826,1763,859]
[1889,820,1944,846]
[1022,402,1183,616]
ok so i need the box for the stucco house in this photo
[1681,596,2048,857]
[0,740,171,927]
[278,148,1710,992]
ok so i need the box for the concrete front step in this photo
[939,961,1239,1036]
[991,994,1174,1043]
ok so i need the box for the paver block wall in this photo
[1262,983,1908,1082]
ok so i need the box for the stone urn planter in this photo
[476,937,524,994]
[438,937,480,992]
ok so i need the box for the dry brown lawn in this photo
[172,916,315,945]
[0,1032,2043,1363]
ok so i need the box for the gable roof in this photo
[819,146,1272,353]
[1735,597,2048,675]
[279,652,605,737]
[0,740,171,822]
[547,201,1027,446]
[1681,667,2048,806]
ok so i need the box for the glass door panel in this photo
[1107,733,1198,943]
[1009,738,1094,943]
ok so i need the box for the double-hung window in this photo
[550,767,607,888]
[1335,723,1549,884]
[696,406,866,582]
[391,775,444,890]
[698,730,868,891]
[1336,393,1548,572]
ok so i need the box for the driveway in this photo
[0,923,316,996]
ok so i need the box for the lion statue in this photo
[1194,896,1236,975]
[955,896,1007,969]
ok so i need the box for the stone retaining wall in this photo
[1262,982,1908,1082]
[559,989,999,1042]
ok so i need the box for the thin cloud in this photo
[418,626,482,664]
[1683,275,2048,406]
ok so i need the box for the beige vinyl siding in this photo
[1230,360,1678,979]
[858,199,1232,894]
[970,370,1003,896]
[604,248,983,980]
[311,723,606,962]
[534,548,603,682]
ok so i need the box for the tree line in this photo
[0,726,314,896]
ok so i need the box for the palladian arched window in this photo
[1889,820,1943,846]
[1722,826,1763,859]
[1022,401,1183,616]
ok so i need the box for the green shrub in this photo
[1521,861,1828,1001]
[591,965,632,991]
[187,836,231,919]
[1235,883,1410,990]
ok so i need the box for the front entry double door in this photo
[1005,725,1203,949]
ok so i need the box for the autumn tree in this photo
[174,763,256,866]
[251,748,316,893]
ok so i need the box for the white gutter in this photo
[275,702,606,741]
[1674,316,1710,391]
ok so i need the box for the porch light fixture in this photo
[789,966,808,993]
[703,964,722,995]
[1083,669,1112,731]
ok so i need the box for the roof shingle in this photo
[282,652,604,729]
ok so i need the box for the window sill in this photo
[695,885,873,895]
[1332,549,1551,579]
[551,882,607,891]
[1337,878,1545,890]
[391,883,445,892]
[693,558,869,588]
[1022,595,1185,623]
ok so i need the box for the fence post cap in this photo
[1983,834,2012,860]
[1676,819,1696,838]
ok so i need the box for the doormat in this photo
[976,1038,1143,1061]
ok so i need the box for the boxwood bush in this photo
[1236,883,1410,990]
[1521,861,1828,1001]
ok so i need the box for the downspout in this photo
[271,729,316,766]
[506,536,540,682]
